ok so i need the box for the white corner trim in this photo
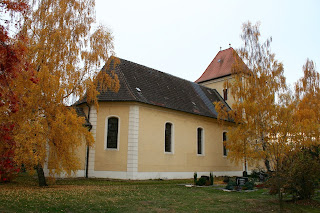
[88,105,97,177]
[127,105,139,179]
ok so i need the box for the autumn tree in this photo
[216,22,320,202]
[294,59,320,148]
[215,22,287,173]
[0,0,32,182]
[268,60,320,202]
[283,59,320,200]
[4,0,119,186]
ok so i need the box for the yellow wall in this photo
[76,136,87,170]
[90,101,245,174]
[94,102,130,171]
[47,136,87,171]
[138,104,243,172]
[200,76,235,107]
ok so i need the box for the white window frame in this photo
[197,127,205,156]
[164,122,174,154]
[105,115,120,151]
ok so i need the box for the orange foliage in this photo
[294,59,320,147]
[215,22,287,171]
[216,22,320,175]
[1,0,119,184]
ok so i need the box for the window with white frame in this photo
[165,122,173,153]
[197,128,204,155]
[106,117,119,149]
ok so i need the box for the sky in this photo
[95,0,320,88]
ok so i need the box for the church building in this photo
[71,47,247,179]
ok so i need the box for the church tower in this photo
[196,47,245,107]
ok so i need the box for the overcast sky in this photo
[95,0,319,88]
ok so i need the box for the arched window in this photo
[165,122,173,153]
[197,128,204,155]
[106,117,119,149]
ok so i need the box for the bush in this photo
[250,169,268,182]
[255,183,265,189]
[196,177,207,186]
[242,180,255,190]
[226,180,236,190]
[0,150,20,183]
[268,147,320,200]
[223,176,230,183]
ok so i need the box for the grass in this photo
[1,174,320,212]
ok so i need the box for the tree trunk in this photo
[264,158,271,172]
[261,134,271,172]
[36,164,48,187]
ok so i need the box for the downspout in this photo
[85,103,91,178]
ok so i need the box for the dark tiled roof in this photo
[195,47,246,83]
[77,57,231,119]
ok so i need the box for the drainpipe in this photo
[85,103,91,178]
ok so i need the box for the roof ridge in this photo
[116,57,200,85]
[116,57,225,96]
[83,56,232,121]
[220,47,234,52]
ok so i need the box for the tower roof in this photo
[196,47,243,83]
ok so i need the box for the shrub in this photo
[255,183,265,189]
[268,147,320,200]
[223,176,230,183]
[226,180,236,190]
[196,177,207,186]
[242,180,254,190]
[0,150,20,183]
[250,169,268,182]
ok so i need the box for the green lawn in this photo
[1,175,320,212]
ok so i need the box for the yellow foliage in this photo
[216,23,320,173]
[294,59,320,148]
[215,22,288,171]
[7,0,119,178]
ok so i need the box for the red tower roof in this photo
[196,47,240,83]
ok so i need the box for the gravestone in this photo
[236,177,248,186]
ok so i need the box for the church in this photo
[71,47,248,179]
